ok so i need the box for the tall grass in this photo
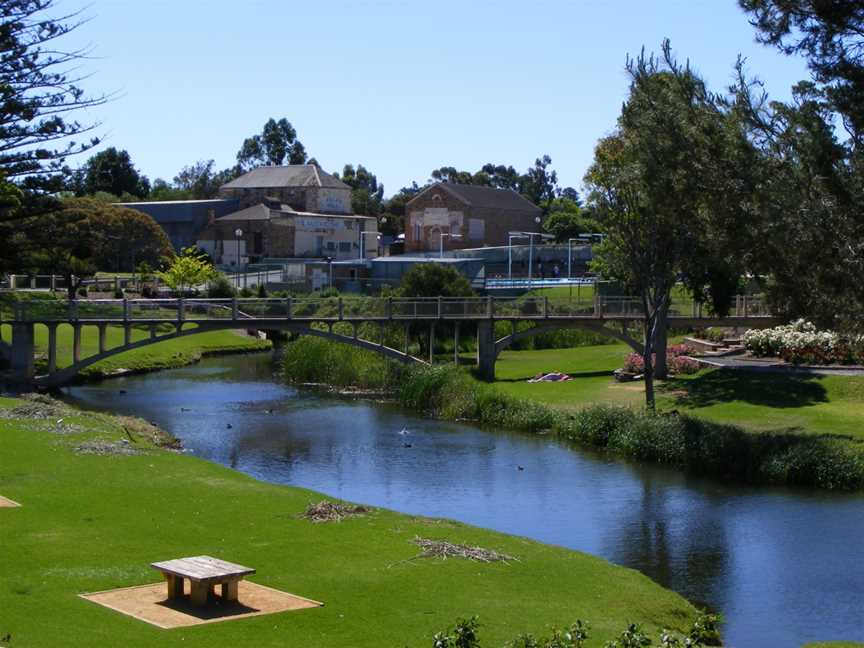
[282,338,864,490]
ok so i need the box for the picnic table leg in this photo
[190,580,210,606]
[165,574,184,600]
[221,580,239,603]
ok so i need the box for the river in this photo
[63,353,864,648]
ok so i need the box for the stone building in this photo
[404,183,542,253]
[218,165,353,214]
[196,199,377,266]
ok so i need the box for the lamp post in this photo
[360,231,381,261]
[508,233,528,280]
[325,256,333,289]
[234,228,243,288]
[528,216,542,283]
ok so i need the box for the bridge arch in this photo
[35,321,426,388]
[493,320,644,357]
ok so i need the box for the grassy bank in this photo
[1,322,270,380]
[281,338,864,490]
[0,395,699,647]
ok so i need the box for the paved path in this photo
[695,355,864,376]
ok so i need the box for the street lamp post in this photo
[508,233,528,280]
[234,228,243,288]
[359,231,381,261]
[439,231,462,258]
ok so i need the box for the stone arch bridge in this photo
[1,295,778,387]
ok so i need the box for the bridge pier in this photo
[97,324,108,354]
[476,321,497,381]
[72,324,82,365]
[429,323,435,364]
[10,323,35,384]
[47,324,58,374]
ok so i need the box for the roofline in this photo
[405,182,543,212]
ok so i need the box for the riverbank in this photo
[0,323,271,381]
[281,338,864,491]
[0,394,700,647]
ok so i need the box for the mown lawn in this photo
[487,344,864,440]
[0,397,697,647]
[1,323,270,378]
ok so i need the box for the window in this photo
[339,241,351,252]
[468,218,485,242]
[253,232,263,254]
[326,241,336,251]
[432,194,442,202]
[414,222,422,241]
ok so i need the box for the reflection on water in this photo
[63,354,864,648]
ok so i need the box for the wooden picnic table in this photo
[150,555,256,606]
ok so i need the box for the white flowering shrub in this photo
[743,319,863,365]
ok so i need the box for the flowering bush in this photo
[743,319,864,365]
[621,344,699,375]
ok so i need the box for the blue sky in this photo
[66,0,810,196]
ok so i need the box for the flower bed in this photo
[622,344,699,376]
[743,320,864,365]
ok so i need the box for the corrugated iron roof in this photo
[221,165,350,190]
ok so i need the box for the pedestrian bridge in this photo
[2,295,778,386]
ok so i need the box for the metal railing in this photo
[10,295,772,323]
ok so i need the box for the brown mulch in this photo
[80,580,322,629]
[411,537,516,563]
[300,500,372,523]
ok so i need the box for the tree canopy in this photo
[237,118,308,170]
[71,147,150,198]
[339,164,385,215]
[0,0,106,195]
[397,263,474,298]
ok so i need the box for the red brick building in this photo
[404,183,542,253]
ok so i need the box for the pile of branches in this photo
[301,500,371,523]
[412,537,515,563]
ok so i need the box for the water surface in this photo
[64,354,864,648]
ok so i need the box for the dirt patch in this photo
[80,580,321,629]
[74,439,141,456]
[301,500,372,523]
[412,537,515,563]
[0,495,21,508]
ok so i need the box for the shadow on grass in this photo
[665,369,828,409]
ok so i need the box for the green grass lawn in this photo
[0,397,697,647]
[486,344,864,440]
[492,343,643,409]
[1,323,269,378]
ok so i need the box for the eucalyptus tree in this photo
[585,42,754,407]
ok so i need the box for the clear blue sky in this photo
[66,0,810,197]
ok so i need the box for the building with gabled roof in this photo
[219,164,353,215]
[404,182,542,253]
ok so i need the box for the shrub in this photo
[238,286,254,298]
[256,283,268,298]
[207,274,236,298]
[743,319,864,365]
[702,327,727,343]
[622,345,697,375]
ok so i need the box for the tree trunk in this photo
[653,305,669,380]
[642,317,656,411]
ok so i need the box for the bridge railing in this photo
[11,295,774,323]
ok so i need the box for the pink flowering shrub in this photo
[622,345,700,375]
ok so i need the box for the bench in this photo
[151,555,256,606]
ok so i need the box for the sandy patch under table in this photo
[80,579,322,629]
[0,495,20,507]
